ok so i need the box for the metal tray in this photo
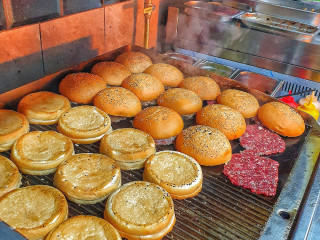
[237,12,320,40]
[184,1,243,22]
[195,60,236,78]
[163,52,200,65]
[0,45,320,240]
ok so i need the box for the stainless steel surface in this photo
[237,12,320,39]
[184,1,243,22]
[163,52,200,65]
[0,222,26,240]
[194,60,236,77]
[221,0,254,11]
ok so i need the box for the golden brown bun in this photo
[115,51,152,73]
[121,73,165,102]
[143,151,202,199]
[46,215,121,240]
[59,73,106,104]
[0,156,21,197]
[17,91,71,125]
[57,106,111,144]
[179,76,221,100]
[100,128,156,170]
[144,63,184,87]
[54,153,121,204]
[196,104,246,140]
[0,185,68,240]
[11,131,74,175]
[258,101,305,137]
[217,89,260,118]
[175,125,232,166]
[104,181,175,238]
[133,106,184,140]
[91,61,131,86]
[0,109,29,152]
[93,87,142,117]
[157,88,202,115]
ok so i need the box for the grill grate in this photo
[281,81,320,99]
[0,115,309,240]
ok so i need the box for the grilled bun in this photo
[121,73,165,103]
[104,181,175,240]
[0,185,68,240]
[11,131,74,175]
[94,87,142,118]
[54,153,121,204]
[157,88,202,116]
[59,73,106,104]
[258,101,305,137]
[217,89,260,118]
[144,151,202,199]
[179,76,221,100]
[0,156,21,197]
[175,125,232,166]
[57,106,112,144]
[115,51,152,73]
[196,104,246,140]
[133,106,184,140]
[144,63,184,87]
[17,91,71,125]
[91,61,131,86]
[0,109,29,152]
[46,215,121,240]
[100,128,156,170]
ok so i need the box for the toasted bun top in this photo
[0,156,21,197]
[46,215,121,240]
[0,109,29,146]
[104,181,174,235]
[258,102,305,137]
[133,106,184,140]
[0,185,68,239]
[91,61,131,86]
[115,51,152,73]
[121,73,165,101]
[144,63,184,87]
[179,76,221,100]
[94,87,142,117]
[175,125,232,166]
[217,89,260,118]
[157,88,202,115]
[196,104,246,140]
[18,91,71,122]
[59,73,106,104]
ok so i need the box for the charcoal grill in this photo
[0,45,319,240]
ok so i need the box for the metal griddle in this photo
[1,45,320,240]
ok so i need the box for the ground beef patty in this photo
[239,124,286,155]
[223,152,279,196]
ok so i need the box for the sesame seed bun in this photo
[144,63,184,87]
[0,156,21,198]
[0,185,68,240]
[46,215,121,240]
[104,181,175,239]
[115,51,152,73]
[11,131,74,175]
[179,76,221,100]
[54,153,121,205]
[121,73,165,102]
[59,73,106,104]
[17,91,71,125]
[100,128,156,170]
[258,102,305,137]
[175,125,232,166]
[93,87,142,118]
[143,151,203,199]
[157,88,202,116]
[217,89,260,118]
[0,109,29,152]
[133,106,184,141]
[196,104,246,140]
[91,61,131,86]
